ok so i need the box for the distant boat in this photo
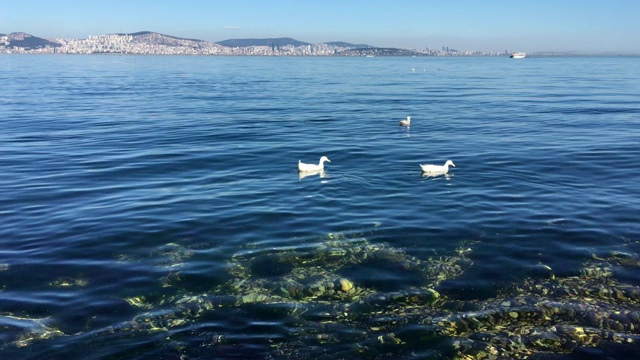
[510,52,526,59]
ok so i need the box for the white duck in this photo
[399,116,411,127]
[420,160,455,175]
[298,156,331,172]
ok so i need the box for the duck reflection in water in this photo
[422,172,453,180]
[298,169,326,180]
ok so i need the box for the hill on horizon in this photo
[324,41,374,48]
[116,31,207,43]
[216,37,312,48]
[2,31,381,52]
[3,32,60,49]
[216,37,376,49]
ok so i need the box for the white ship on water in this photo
[510,52,526,59]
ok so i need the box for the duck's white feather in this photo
[420,160,455,174]
[399,116,411,126]
[298,156,331,172]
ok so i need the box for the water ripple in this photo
[1,55,639,359]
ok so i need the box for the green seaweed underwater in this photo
[2,231,639,359]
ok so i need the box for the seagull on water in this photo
[399,116,411,127]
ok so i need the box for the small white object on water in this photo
[298,156,331,172]
[420,160,455,175]
[399,116,411,127]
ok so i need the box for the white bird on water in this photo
[298,156,331,172]
[420,160,455,175]
[399,116,411,127]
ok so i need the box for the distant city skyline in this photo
[2,0,639,54]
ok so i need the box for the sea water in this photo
[1,55,639,359]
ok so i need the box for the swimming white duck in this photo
[420,160,455,175]
[298,156,331,172]
[399,116,411,127]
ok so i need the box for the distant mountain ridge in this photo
[324,41,374,49]
[216,37,311,48]
[215,38,376,49]
[1,31,422,56]
[117,31,207,43]
[1,32,60,49]
[1,31,379,51]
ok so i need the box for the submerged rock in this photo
[338,278,354,292]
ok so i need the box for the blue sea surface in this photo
[1,55,640,359]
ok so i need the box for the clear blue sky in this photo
[2,0,639,53]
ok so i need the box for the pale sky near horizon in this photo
[2,0,639,53]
